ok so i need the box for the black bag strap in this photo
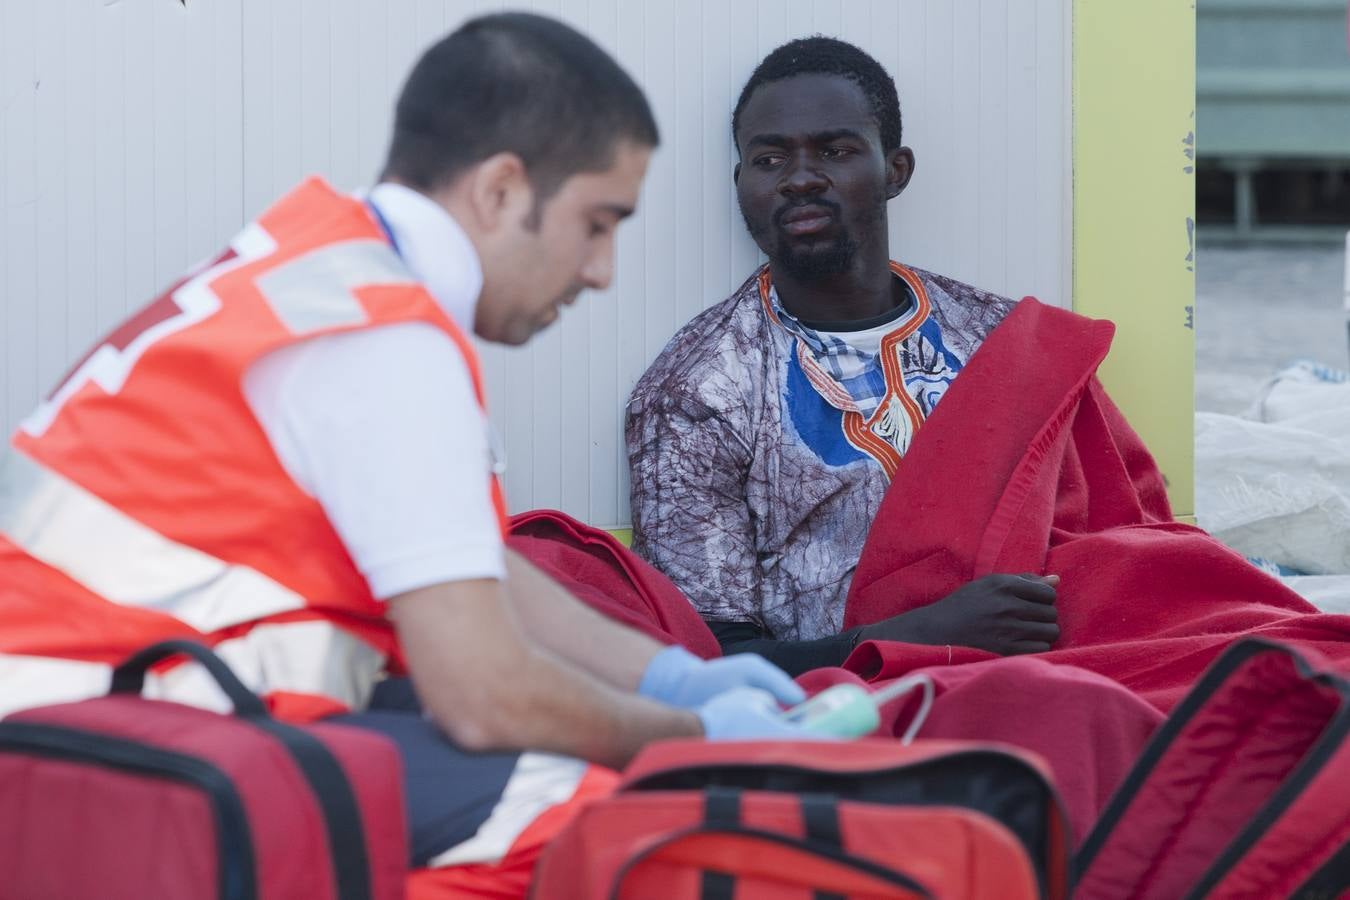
[704,787,742,826]
[698,789,855,900]
[110,639,267,717]
[802,793,842,845]
[109,639,373,900]
[621,820,932,900]
[248,717,373,900]
[801,795,847,900]
[701,788,742,899]
[700,869,735,900]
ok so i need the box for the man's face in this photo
[734,74,899,280]
[475,141,649,345]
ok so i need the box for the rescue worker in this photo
[0,13,814,897]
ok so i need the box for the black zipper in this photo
[0,721,258,900]
[626,748,1068,893]
[1183,706,1350,899]
[625,749,1063,810]
[1292,836,1350,897]
[1078,639,1304,869]
[1075,638,1349,891]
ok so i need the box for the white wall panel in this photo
[1,0,1070,528]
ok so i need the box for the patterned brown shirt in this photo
[626,263,1015,641]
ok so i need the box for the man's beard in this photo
[773,230,859,280]
[741,194,883,281]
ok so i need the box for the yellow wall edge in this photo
[1073,0,1196,517]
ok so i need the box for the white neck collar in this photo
[365,182,483,334]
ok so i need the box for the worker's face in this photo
[734,74,912,280]
[474,141,649,346]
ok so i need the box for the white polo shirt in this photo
[242,182,506,599]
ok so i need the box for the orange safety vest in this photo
[0,177,507,723]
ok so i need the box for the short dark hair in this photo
[383,13,659,201]
[732,37,901,155]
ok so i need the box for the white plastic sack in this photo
[1195,412,1350,576]
[1249,360,1350,442]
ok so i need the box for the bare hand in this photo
[859,574,1061,656]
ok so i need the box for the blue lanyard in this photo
[366,199,403,259]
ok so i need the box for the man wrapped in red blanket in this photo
[622,35,1350,714]
[542,36,1350,840]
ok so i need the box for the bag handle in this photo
[611,821,934,900]
[110,639,268,717]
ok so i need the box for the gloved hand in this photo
[697,687,832,741]
[638,645,806,709]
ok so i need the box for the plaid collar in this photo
[769,285,911,366]
[768,281,917,420]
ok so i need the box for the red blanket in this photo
[509,508,1161,842]
[508,509,721,659]
[843,298,1350,712]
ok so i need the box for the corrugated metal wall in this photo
[1,0,1070,528]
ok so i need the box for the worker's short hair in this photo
[383,13,659,204]
[733,37,902,155]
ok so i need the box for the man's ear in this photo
[733,161,742,185]
[885,147,916,199]
[465,152,534,232]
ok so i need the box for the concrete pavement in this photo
[1196,241,1348,414]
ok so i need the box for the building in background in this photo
[1194,0,1350,412]
[1197,0,1350,241]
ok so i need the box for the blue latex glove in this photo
[697,687,833,741]
[638,645,807,709]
